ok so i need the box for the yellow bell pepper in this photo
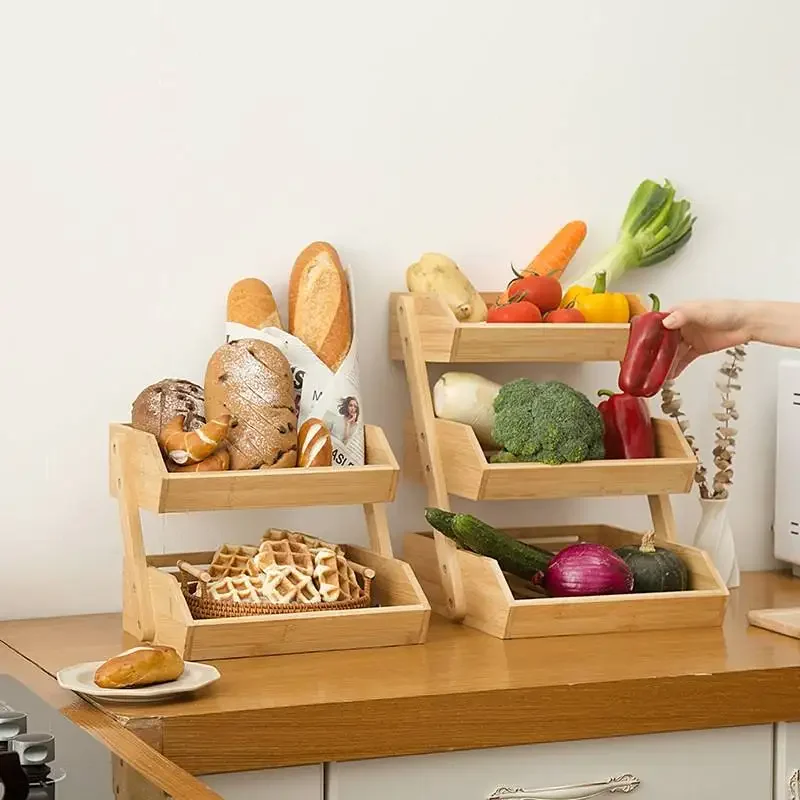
[560,284,590,309]
[571,272,629,323]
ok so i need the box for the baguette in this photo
[288,242,352,371]
[94,645,185,689]
[227,278,282,330]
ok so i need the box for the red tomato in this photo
[487,300,543,323]
[507,274,562,312]
[544,307,585,323]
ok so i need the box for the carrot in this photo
[497,221,587,304]
[525,220,587,279]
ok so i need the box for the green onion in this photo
[568,179,695,288]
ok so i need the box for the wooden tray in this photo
[141,545,430,660]
[389,292,630,363]
[403,417,697,501]
[109,423,400,513]
[403,525,728,639]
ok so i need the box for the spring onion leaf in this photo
[568,179,695,288]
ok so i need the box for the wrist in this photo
[744,300,772,344]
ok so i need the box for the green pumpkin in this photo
[615,531,689,593]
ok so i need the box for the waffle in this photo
[313,547,361,603]
[262,528,344,557]
[208,544,259,580]
[253,537,314,576]
[261,565,321,604]
[207,573,267,604]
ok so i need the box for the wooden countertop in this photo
[3,571,800,776]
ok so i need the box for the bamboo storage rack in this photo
[391,291,729,636]
[109,423,430,660]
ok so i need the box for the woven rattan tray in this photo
[178,558,375,620]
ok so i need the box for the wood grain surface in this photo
[3,572,800,775]
[0,637,220,798]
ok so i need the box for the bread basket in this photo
[177,559,374,620]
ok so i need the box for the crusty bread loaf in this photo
[288,242,352,372]
[204,339,298,470]
[94,644,184,689]
[227,278,282,330]
[131,379,205,440]
[297,418,332,467]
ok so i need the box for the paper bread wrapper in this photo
[225,267,364,467]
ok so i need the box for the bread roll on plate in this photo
[94,645,184,689]
[289,242,352,372]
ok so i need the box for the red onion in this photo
[542,542,634,597]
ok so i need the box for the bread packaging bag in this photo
[225,256,364,467]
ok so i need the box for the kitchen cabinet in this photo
[327,725,773,800]
[775,723,800,800]
[202,764,323,799]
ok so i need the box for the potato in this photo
[405,253,487,322]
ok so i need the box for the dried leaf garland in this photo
[659,345,747,500]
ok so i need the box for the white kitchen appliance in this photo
[774,359,800,575]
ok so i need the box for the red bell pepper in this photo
[618,294,680,398]
[597,390,655,460]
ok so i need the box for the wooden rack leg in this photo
[364,503,394,558]
[111,433,156,642]
[396,295,467,621]
[648,494,677,543]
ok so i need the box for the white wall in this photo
[1,0,797,618]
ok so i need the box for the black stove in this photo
[0,676,113,799]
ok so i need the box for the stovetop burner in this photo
[0,676,113,799]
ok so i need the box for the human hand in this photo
[662,300,753,376]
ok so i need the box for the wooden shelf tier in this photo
[389,292,630,363]
[404,417,697,501]
[109,423,400,514]
[404,525,728,639]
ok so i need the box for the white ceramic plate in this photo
[56,660,220,703]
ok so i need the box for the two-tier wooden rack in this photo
[391,291,728,639]
[109,422,430,660]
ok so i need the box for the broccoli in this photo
[490,379,604,465]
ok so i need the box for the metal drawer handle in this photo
[488,773,640,800]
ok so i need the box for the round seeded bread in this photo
[131,379,206,439]
[204,339,298,470]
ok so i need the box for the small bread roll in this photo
[227,278,282,330]
[94,645,185,689]
[297,418,332,467]
[131,379,205,440]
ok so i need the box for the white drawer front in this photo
[202,764,323,799]
[775,723,800,799]
[327,726,772,800]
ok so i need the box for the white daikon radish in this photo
[432,372,501,448]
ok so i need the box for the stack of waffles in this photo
[195,529,371,608]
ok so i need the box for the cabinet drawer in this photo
[202,764,322,799]
[775,723,800,799]
[327,726,771,800]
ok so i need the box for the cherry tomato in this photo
[543,307,585,323]
[507,274,562,312]
[487,299,543,323]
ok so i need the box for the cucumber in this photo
[451,514,552,579]
[424,507,457,535]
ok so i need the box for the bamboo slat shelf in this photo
[392,291,723,633]
[405,525,728,639]
[109,423,399,513]
[403,417,696,501]
[109,422,429,660]
[389,292,630,362]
